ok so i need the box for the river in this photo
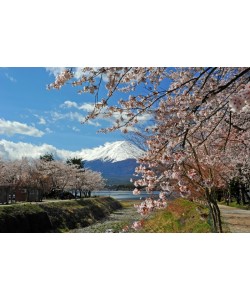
[92,190,160,201]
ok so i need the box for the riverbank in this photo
[71,198,213,233]
[71,200,142,233]
[0,197,122,233]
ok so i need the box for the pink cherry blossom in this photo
[48,67,250,232]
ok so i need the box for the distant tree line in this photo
[0,153,105,201]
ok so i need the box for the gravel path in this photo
[219,205,250,233]
[70,205,140,233]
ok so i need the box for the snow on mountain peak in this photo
[81,140,145,162]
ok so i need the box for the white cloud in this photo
[74,67,84,79]
[45,67,109,82]
[5,73,17,82]
[59,100,152,129]
[61,100,95,112]
[110,111,152,126]
[0,139,143,162]
[45,128,53,134]
[61,101,79,109]
[0,140,74,161]
[0,119,44,137]
[34,114,46,125]
[51,111,85,123]
[73,67,106,81]
[72,126,80,132]
[38,117,46,125]
[62,99,152,123]
[67,125,80,132]
[45,67,66,77]
[45,67,85,81]
[52,110,101,127]
[79,103,95,112]
[87,120,101,127]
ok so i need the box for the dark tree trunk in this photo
[245,189,250,201]
[228,188,231,205]
[235,181,241,204]
[239,184,246,205]
[27,189,30,202]
[206,189,223,233]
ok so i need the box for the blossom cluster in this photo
[47,70,73,90]
[131,220,144,231]
[229,82,250,113]
[0,157,106,197]
[134,198,167,216]
[48,67,250,214]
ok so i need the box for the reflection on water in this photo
[92,190,160,201]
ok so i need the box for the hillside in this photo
[82,141,145,184]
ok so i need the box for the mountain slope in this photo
[84,159,138,184]
[82,141,145,184]
[81,141,145,162]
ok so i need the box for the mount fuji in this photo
[82,141,145,184]
[0,139,145,185]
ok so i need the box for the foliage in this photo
[220,200,250,210]
[66,157,83,169]
[40,153,55,162]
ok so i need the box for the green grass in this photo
[219,200,250,210]
[138,198,212,233]
[120,200,140,208]
[0,197,122,233]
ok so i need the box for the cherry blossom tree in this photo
[0,156,106,202]
[78,169,106,198]
[49,68,250,232]
[0,158,42,202]
[35,159,79,197]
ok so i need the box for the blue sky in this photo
[0,67,127,159]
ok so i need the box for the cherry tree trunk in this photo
[206,189,223,233]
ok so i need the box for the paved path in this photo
[219,205,250,233]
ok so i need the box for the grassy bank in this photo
[132,199,212,233]
[70,198,213,233]
[219,200,250,210]
[0,197,122,233]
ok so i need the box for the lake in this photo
[92,190,160,201]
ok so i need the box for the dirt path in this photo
[70,203,250,233]
[70,206,140,233]
[219,205,250,233]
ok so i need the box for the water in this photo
[92,190,160,201]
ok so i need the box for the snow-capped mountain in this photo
[81,141,145,162]
[82,141,145,184]
[0,139,144,163]
[0,139,144,184]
